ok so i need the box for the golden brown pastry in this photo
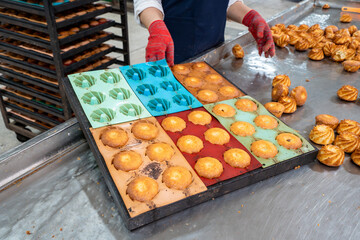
[275,23,286,31]
[340,14,352,23]
[315,114,339,129]
[205,74,223,84]
[271,83,289,101]
[332,49,347,62]
[276,133,302,149]
[223,148,251,168]
[278,96,297,113]
[194,157,223,179]
[325,25,338,33]
[317,145,345,167]
[272,74,291,87]
[219,86,240,98]
[333,34,351,45]
[353,30,360,38]
[334,132,360,153]
[204,128,230,145]
[161,116,186,132]
[308,48,324,61]
[126,176,159,202]
[295,39,310,51]
[325,28,335,40]
[351,149,360,166]
[188,110,212,125]
[349,25,358,35]
[212,103,236,117]
[343,60,360,72]
[101,128,128,148]
[298,24,310,32]
[338,28,351,36]
[323,42,336,56]
[274,34,290,48]
[323,3,330,9]
[196,89,219,103]
[232,44,245,59]
[309,125,335,145]
[290,86,307,106]
[308,24,320,32]
[162,166,192,190]
[184,77,203,88]
[349,39,360,51]
[230,121,256,136]
[177,135,204,154]
[289,35,301,45]
[287,24,298,31]
[146,142,175,162]
[254,115,278,129]
[113,151,142,172]
[251,140,278,159]
[192,62,209,71]
[345,48,356,60]
[337,119,360,136]
[264,102,285,118]
[132,121,159,140]
[235,99,258,112]
[172,64,190,75]
[337,85,358,101]
[271,26,282,35]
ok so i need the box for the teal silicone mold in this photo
[68,69,151,128]
[203,96,315,168]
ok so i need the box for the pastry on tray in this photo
[161,116,186,132]
[162,166,193,190]
[204,128,230,145]
[315,114,339,129]
[264,102,285,118]
[146,142,175,162]
[205,74,223,84]
[272,74,291,87]
[334,132,360,153]
[298,24,310,31]
[337,85,358,101]
[251,140,278,159]
[235,98,258,112]
[196,89,219,103]
[343,60,360,72]
[219,86,240,98]
[317,145,345,167]
[113,151,143,172]
[188,110,212,125]
[295,39,310,51]
[126,176,159,202]
[340,14,352,23]
[333,34,351,45]
[348,39,360,51]
[212,103,236,117]
[309,124,335,145]
[290,86,307,106]
[271,83,289,101]
[100,128,128,148]
[223,148,251,168]
[230,121,256,137]
[131,121,159,140]
[184,77,203,88]
[172,64,190,75]
[254,115,278,129]
[194,157,223,179]
[323,4,330,9]
[276,133,302,149]
[274,34,290,48]
[177,135,204,154]
[289,35,301,45]
[192,62,209,71]
[323,42,336,56]
[348,25,358,35]
[278,96,297,113]
[332,49,347,62]
[351,149,360,166]
[232,44,245,59]
[337,119,360,136]
[308,48,324,61]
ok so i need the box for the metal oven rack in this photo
[0,0,129,141]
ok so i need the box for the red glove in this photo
[146,20,174,66]
[242,10,275,58]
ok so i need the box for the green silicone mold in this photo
[100,71,122,84]
[90,108,116,123]
[82,91,106,105]
[73,75,96,88]
[119,103,143,116]
[109,88,131,100]
[204,96,315,168]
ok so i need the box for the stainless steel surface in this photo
[1,2,360,239]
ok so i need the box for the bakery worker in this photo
[134,0,275,66]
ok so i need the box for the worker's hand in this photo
[242,10,275,58]
[146,20,174,66]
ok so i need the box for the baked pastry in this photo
[349,39,360,51]
[212,103,236,117]
[188,110,212,125]
[345,49,356,60]
[146,142,175,162]
[126,176,159,202]
[349,25,358,35]
[317,145,345,167]
[290,86,307,106]
[323,42,336,56]
[332,49,347,62]
[196,89,219,103]
[232,44,245,59]
[271,83,289,101]
[264,102,285,118]
[205,74,223,84]
[323,4,330,9]
[254,115,278,129]
[161,116,186,132]
[274,34,290,48]
[251,140,278,159]
[337,85,358,101]
[172,64,190,75]
[177,135,204,154]
[334,132,360,153]
[287,24,298,31]
[351,149,360,166]
[353,55,360,62]
[295,39,310,51]
[309,124,335,145]
[333,34,351,45]
[132,121,159,140]
[325,25,338,33]
[184,77,203,88]
[308,24,320,32]
[235,99,258,112]
[219,86,240,98]
[162,166,192,190]
[204,128,230,145]
[340,14,352,23]
[192,62,209,71]
[353,30,360,38]
[224,148,251,168]
[271,26,282,35]
[194,157,223,179]
[337,119,360,136]
[343,60,360,72]
[272,74,291,87]
[276,133,302,149]
[275,23,286,31]
[308,48,324,61]
[230,121,256,137]
[113,151,142,172]
[100,128,128,148]
[298,24,310,31]
[278,96,297,113]
[289,35,301,45]
[315,114,339,129]
[325,28,335,40]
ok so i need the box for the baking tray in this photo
[0,12,47,33]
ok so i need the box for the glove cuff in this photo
[242,9,258,27]
[148,20,166,34]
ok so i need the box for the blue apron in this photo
[163,0,229,64]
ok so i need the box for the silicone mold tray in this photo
[171,62,246,104]
[90,117,207,218]
[68,68,151,128]
[119,59,203,116]
[156,107,262,186]
[204,96,315,168]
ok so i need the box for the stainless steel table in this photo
[1,1,360,239]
